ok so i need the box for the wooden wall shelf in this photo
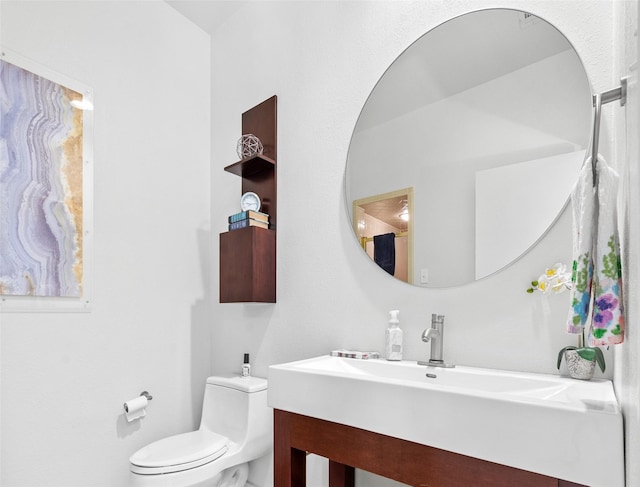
[224,154,276,178]
[220,227,276,303]
[219,96,277,303]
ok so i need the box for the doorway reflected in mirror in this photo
[353,188,414,284]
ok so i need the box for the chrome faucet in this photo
[418,314,455,368]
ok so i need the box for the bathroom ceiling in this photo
[166,0,248,35]
[359,196,408,231]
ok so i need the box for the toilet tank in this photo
[200,376,270,453]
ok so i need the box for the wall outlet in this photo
[420,268,429,284]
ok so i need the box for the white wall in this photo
[210,1,625,486]
[0,2,211,486]
[613,1,640,486]
[210,0,616,390]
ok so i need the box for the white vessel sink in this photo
[268,355,624,487]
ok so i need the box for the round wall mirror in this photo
[345,8,592,288]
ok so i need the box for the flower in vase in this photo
[527,263,572,294]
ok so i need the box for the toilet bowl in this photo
[129,376,271,487]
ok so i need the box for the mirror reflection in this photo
[353,188,414,283]
[345,9,592,287]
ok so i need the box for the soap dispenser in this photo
[385,309,403,361]
[242,353,251,377]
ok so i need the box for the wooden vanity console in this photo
[274,409,586,487]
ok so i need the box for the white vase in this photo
[565,350,596,380]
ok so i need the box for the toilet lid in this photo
[130,430,228,475]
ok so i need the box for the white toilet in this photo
[129,376,271,487]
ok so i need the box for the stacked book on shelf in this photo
[228,210,270,231]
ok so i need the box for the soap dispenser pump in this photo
[385,309,403,361]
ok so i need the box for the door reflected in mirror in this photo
[345,9,592,287]
[353,188,414,283]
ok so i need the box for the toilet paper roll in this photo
[124,396,148,422]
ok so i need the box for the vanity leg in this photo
[289,448,307,486]
[329,460,355,487]
[274,409,306,487]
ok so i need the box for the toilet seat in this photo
[130,430,228,475]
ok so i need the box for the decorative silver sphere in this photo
[236,134,264,159]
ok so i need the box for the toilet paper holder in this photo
[139,391,153,401]
[123,391,153,413]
